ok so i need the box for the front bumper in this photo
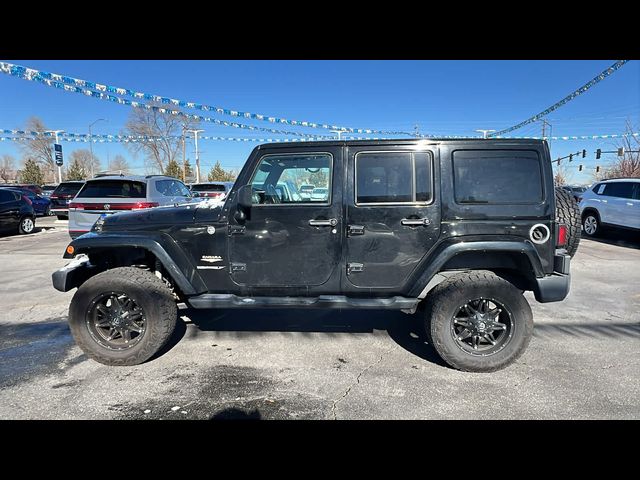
[533,253,571,303]
[52,254,94,292]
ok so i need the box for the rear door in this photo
[344,146,441,290]
[602,182,636,227]
[0,190,19,230]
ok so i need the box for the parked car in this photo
[68,175,197,238]
[189,181,234,199]
[54,138,578,372]
[0,187,51,216]
[0,188,36,235]
[0,183,43,195]
[561,185,587,202]
[579,178,640,237]
[50,181,85,220]
[40,184,58,198]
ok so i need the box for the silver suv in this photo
[579,178,640,237]
[68,175,196,238]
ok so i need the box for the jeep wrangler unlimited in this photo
[52,139,580,372]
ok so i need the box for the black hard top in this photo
[256,138,546,150]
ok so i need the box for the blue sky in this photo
[1,60,638,184]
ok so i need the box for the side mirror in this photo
[234,185,252,223]
[192,191,200,198]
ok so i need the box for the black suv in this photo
[49,181,85,220]
[52,139,580,372]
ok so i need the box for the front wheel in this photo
[424,271,533,373]
[68,267,178,366]
[582,212,600,237]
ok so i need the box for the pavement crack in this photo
[330,347,393,420]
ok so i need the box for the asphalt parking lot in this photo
[0,215,638,420]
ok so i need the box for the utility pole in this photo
[182,128,187,182]
[330,130,345,140]
[540,119,552,139]
[186,129,204,183]
[476,129,496,139]
[88,118,107,178]
[45,130,65,183]
[414,124,420,138]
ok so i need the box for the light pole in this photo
[45,130,65,183]
[476,129,496,139]
[330,130,347,140]
[187,129,204,183]
[88,118,107,177]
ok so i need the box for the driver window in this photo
[249,153,332,205]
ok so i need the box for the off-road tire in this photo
[18,215,35,234]
[68,267,177,366]
[554,187,581,257]
[424,270,533,373]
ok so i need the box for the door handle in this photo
[309,218,337,227]
[627,202,633,206]
[401,218,431,226]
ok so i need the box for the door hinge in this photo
[347,262,364,274]
[347,225,365,236]
[228,225,246,235]
[231,263,247,272]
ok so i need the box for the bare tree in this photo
[19,117,56,182]
[553,162,573,186]
[1,154,16,182]
[123,104,199,174]
[69,149,101,177]
[597,120,640,179]
[108,154,131,174]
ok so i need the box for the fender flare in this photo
[64,232,207,295]
[407,237,545,298]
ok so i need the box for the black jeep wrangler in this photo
[52,139,580,372]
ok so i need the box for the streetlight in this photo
[45,130,65,183]
[88,118,107,177]
[330,130,347,140]
[475,129,496,139]
[186,129,204,183]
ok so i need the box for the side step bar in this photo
[186,294,420,311]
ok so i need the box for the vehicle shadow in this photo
[181,308,449,368]
[582,228,640,250]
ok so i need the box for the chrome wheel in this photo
[584,215,598,235]
[21,217,34,233]
[450,298,514,356]
[86,292,146,350]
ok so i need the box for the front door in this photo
[228,147,342,288]
[345,146,441,290]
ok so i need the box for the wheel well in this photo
[83,247,183,298]
[581,207,600,221]
[440,251,537,291]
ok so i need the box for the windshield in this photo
[54,183,84,196]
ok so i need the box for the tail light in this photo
[69,201,159,211]
[131,202,159,210]
[557,224,568,247]
[22,195,32,206]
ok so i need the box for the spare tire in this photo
[554,187,581,257]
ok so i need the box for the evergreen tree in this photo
[183,159,193,182]
[66,159,87,181]
[164,159,182,179]
[208,160,235,181]
[20,158,44,184]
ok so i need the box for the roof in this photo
[598,177,640,183]
[255,138,547,150]
[87,175,175,182]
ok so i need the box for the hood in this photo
[101,204,200,229]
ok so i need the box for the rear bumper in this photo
[52,254,94,292]
[533,253,571,303]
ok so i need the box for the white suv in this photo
[579,178,640,237]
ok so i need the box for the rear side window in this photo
[156,179,191,197]
[453,150,543,204]
[0,190,17,202]
[77,180,146,198]
[602,182,634,199]
[54,183,84,196]
[356,151,433,204]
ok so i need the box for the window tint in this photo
[77,180,146,198]
[191,184,226,192]
[156,179,191,197]
[602,182,634,199]
[453,150,542,204]
[54,183,84,196]
[0,190,16,202]
[250,153,332,205]
[634,184,640,201]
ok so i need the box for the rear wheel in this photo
[424,270,533,373]
[18,216,35,234]
[68,267,177,366]
[554,187,581,257]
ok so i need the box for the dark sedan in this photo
[0,187,52,216]
[0,189,36,234]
